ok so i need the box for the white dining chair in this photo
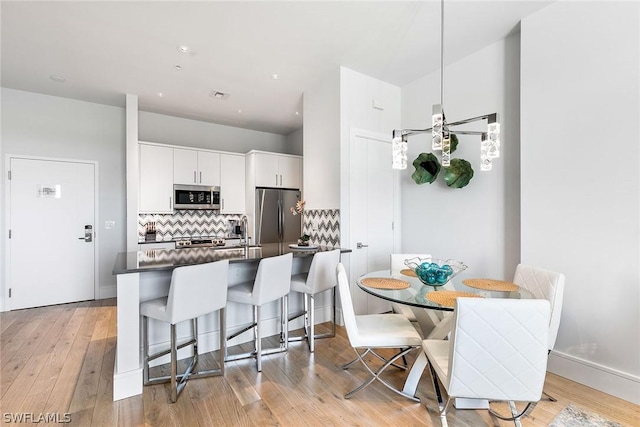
[422,298,551,427]
[513,263,565,401]
[288,249,341,352]
[226,252,293,372]
[141,260,229,403]
[336,263,423,400]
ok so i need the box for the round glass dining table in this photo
[357,269,534,312]
[356,269,534,405]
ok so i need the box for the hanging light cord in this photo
[440,0,444,109]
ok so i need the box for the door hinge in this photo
[8,288,11,298]
[8,170,11,180]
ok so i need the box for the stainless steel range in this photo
[175,238,226,249]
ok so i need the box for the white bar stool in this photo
[141,260,229,403]
[288,249,341,352]
[226,252,293,372]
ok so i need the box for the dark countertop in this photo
[113,243,351,275]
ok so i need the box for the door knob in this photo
[356,242,368,249]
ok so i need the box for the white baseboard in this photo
[548,350,640,405]
[113,360,143,401]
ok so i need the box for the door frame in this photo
[4,154,100,311]
[347,128,401,304]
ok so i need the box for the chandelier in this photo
[392,0,501,172]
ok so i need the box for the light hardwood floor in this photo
[1,299,638,426]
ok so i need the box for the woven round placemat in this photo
[361,278,410,290]
[462,278,519,292]
[400,269,417,277]
[425,290,483,307]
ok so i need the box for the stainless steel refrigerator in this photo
[255,188,301,245]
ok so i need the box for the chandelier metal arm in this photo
[393,112,496,138]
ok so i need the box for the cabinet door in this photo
[279,156,302,189]
[139,144,173,213]
[254,153,280,187]
[220,154,245,213]
[197,151,221,186]
[173,148,198,184]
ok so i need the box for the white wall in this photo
[521,1,640,404]
[139,111,292,155]
[1,88,126,301]
[400,35,521,282]
[303,68,341,209]
[286,127,303,157]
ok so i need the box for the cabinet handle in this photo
[280,174,282,186]
[275,174,278,186]
[221,199,224,210]
[194,171,197,183]
[199,171,202,183]
[169,197,172,209]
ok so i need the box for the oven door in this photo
[173,185,220,210]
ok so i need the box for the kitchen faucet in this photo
[241,215,249,249]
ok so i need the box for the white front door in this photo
[350,132,397,314]
[8,157,96,310]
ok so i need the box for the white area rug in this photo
[548,404,621,427]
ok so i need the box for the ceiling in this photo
[1,1,552,136]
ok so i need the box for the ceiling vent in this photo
[209,90,230,100]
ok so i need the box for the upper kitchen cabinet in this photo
[248,151,302,189]
[220,153,245,213]
[139,143,173,213]
[174,148,221,186]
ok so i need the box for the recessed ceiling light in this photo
[295,111,300,116]
[177,45,191,54]
[209,90,229,100]
[50,75,66,83]
[271,74,279,80]
[156,92,164,97]
[237,109,242,113]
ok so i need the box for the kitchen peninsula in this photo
[112,244,350,401]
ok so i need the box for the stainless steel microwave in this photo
[173,184,220,210]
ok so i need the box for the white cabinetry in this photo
[220,153,245,213]
[174,148,221,186]
[139,143,173,213]
[250,151,302,189]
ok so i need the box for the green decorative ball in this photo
[412,153,441,184]
[444,158,474,188]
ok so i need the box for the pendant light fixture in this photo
[392,0,501,172]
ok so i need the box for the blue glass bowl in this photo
[404,257,468,287]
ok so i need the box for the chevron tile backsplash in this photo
[140,209,340,247]
[302,209,340,248]
[138,211,244,241]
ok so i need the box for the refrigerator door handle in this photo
[277,197,283,241]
